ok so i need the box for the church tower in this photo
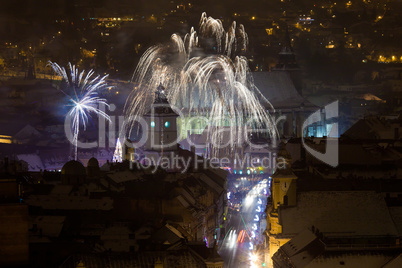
[143,85,179,152]
[266,142,298,263]
[271,144,297,209]
[272,25,302,95]
[272,26,299,72]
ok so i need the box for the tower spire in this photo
[273,24,299,71]
[284,24,293,53]
[154,83,168,104]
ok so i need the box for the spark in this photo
[49,62,111,160]
[123,13,278,156]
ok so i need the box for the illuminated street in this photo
[220,177,270,267]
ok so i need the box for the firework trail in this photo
[49,62,111,160]
[124,13,278,156]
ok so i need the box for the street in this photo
[219,179,270,267]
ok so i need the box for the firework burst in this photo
[49,62,111,160]
[124,13,278,156]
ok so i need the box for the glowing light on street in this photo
[256,206,261,212]
[228,230,237,248]
[249,252,258,262]
[254,215,259,221]
[244,195,254,207]
[253,223,257,230]
[249,242,254,250]
[240,229,246,243]
[258,198,262,204]
[228,230,233,241]
[237,229,246,243]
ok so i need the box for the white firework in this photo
[49,62,111,160]
[124,13,278,156]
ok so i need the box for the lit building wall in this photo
[266,164,297,262]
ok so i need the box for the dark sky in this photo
[0,0,284,18]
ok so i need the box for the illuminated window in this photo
[151,121,155,128]
[239,170,243,174]
[165,121,170,128]
[0,138,11,144]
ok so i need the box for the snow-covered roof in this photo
[14,124,41,140]
[17,154,44,171]
[107,170,141,184]
[199,173,224,194]
[281,230,319,257]
[383,254,402,268]
[81,182,107,194]
[39,149,70,171]
[31,216,65,237]
[343,117,396,140]
[357,93,385,102]
[252,72,316,110]
[26,195,113,210]
[305,142,382,166]
[64,250,201,268]
[280,191,398,237]
[307,252,395,268]
[50,185,73,195]
[152,223,184,244]
[280,229,325,267]
[388,207,402,236]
